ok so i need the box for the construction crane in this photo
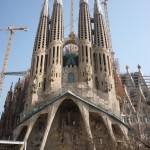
[102,0,118,69]
[70,0,74,36]
[102,0,124,99]
[0,25,28,99]
[69,0,75,53]
[102,0,113,54]
[4,71,28,76]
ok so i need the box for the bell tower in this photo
[27,0,49,106]
[93,0,119,109]
[78,0,93,88]
[45,0,64,91]
[93,0,114,92]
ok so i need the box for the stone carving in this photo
[54,110,87,148]
[30,122,45,150]
[36,122,45,134]
[31,76,38,93]
[63,65,78,83]
[116,140,128,150]
[56,126,82,146]
[85,64,92,81]
[30,134,43,150]
[13,88,19,101]
[104,73,111,92]
[92,122,108,139]
[50,65,55,82]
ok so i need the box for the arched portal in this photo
[16,126,27,141]
[112,124,128,149]
[89,112,115,150]
[27,114,48,150]
[45,99,89,150]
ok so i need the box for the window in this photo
[68,73,75,83]
[107,56,111,76]
[95,77,99,90]
[44,54,48,72]
[40,55,43,73]
[36,56,39,74]
[43,78,46,91]
[103,54,107,72]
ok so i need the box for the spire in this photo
[47,0,64,91]
[5,83,13,105]
[78,0,91,41]
[126,65,129,73]
[54,0,62,5]
[42,0,49,17]
[80,0,88,4]
[94,0,103,15]
[33,0,49,51]
[137,64,141,71]
[49,0,64,42]
[10,82,13,92]
[94,0,108,49]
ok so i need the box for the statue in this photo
[85,64,92,81]
[104,73,111,92]
[49,65,55,82]
[31,76,38,93]
[30,134,43,150]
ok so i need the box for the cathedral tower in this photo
[78,0,93,88]
[27,0,49,106]
[1,1,145,149]
[46,0,64,91]
[93,0,114,92]
[93,0,119,109]
[0,84,12,139]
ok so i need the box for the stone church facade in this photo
[0,0,150,150]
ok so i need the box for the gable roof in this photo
[19,90,128,128]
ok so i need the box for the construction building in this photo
[0,0,150,149]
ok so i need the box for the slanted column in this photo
[102,116,116,142]
[118,124,129,141]
[78,102,96,150]
[20,116,38,150]
[40,104,58,150]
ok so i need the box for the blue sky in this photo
[0,0,150,113]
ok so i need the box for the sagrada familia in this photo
[0,0,150,149]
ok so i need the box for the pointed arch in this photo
[16,126,27,141]
[26,114,48,150]
[44,99,91,149]
[89,112,115,149]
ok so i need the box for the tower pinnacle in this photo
[80,0,88,4]
[54,0,62,5]
[94,0,103,15]
[42,0,49,17]
[33,0,49,51]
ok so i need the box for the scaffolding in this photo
[121,72,150,105]
[4,71,28,76]
[121,74,150,90]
